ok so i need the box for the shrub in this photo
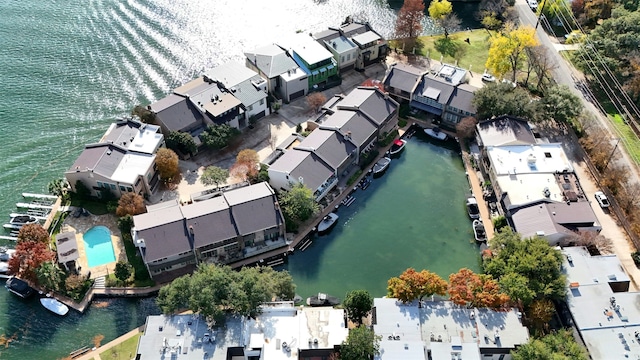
[632,252,640,267]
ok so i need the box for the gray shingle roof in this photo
[447,83,478,114]
[244,44,299,78]
[269,149,334,192]
[149,93,203,133]
[383,63,426,94]
[510,200,598,239]
[182,196,238,248]
[224,182,281,235]
[68,143,127,177]
[418,77,454,105]
[296,129,355,170]
[134,205,190,262]
[324,36,357,53]
[231,75,267,108]
[320,110,377,148]
[335,87,397,126]
[477,116,536,146]
[340,22,369,38]
[313,29,340,42]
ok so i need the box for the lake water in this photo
[279,136,482,300]
[0,1,479,358]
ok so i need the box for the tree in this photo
[343,290,373,326]
[472,83,537,120]
[166,131,197,155]
[17,223,50,244]
[114,261,133,284]
[456,116,478,140]
[201,124,240,149]
[231,149,260,181]
[131,105,156,124]
[395,0,426,40]
[527,299,555,334]
[200,166,229,188]
[35,261,64,292]
[428,0,456,37]
[539,85,583,125]
[116,192,146,217]
[511,330,589,360]
[306,92,327,113]
[277,183,319,230]
[448,268,510,308]
[47,178,67,198]
[8,240,56,284]
[236,149,259,168]
[387,268,448,304]
[73,180,91,200]
[477,0,511,30]
[571,230,613,254]
[339,326,381,360]
[486,24,539,82]
[524,46,557,91]
[155,148,180,181]
[157,264,295,323]
[248,163,270,184]
[483,228,566,307]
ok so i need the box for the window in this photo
[347,54,351,61]
[544,152,552,158]
[248,105,253,111]
[259,99,264,105]
[110,184,116,190]
[126,187,133,192]
[119,185,126,191]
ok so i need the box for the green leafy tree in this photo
[343,290,373,326]
[73,180,91,200]
[131,105,156,124]
[277,183,319,230]
[201,124,240,149]
[248,163,270,184]
[156,264,295,323]
[539,85,583,125]
[472,83,537,120]
[166,131,197,155]
[339,326,381,360]
[155,148,180,181]
[35,261,64,292]
[47,178,67,198]
[512,329,589,360]
[428,0,459,38]
[114,261,133,284]
[200,166,229,188]
[483,228,566,307]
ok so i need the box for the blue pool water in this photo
[83,226,116,267]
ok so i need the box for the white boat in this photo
[10,213,48,221]
[473,219,487,242]
[317,213,339,235]
[389,139,407,157]
[0,248,15,274]
[466,197,480,219]
[3,223,24,230]
[40,297,69,316]
[372,157,391,177]
[424,127,448,141]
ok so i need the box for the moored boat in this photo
[317,213,339,235]
[424,126,448,141]
[389,139,407,157]
[466,197,480,219]
[40,297,70,316]
[372,157,391,177]
[8,214,38,226]
[473,219,487,242]
[5,277,35,299]
[306,292,341,307]
[359,177,371,190]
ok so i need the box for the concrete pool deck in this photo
[62,212,126,279]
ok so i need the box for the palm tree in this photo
[47,178,68,198]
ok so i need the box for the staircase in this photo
[93,276,106,289]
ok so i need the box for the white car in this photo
[594,191,610,208]
[481,73,496,82]
[527,0,538,11]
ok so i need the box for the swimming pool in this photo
[83,226,116,267]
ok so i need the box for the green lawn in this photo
[415,29,493,73]
[609,114,640,164]
[100,333,141,360]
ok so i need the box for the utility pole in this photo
[535,0,547,30]
[605,138,621,169]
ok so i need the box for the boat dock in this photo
[22,192,58,200]
[15,202,54,210]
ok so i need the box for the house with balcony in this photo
[475,116,537,148]
[132,182,286,280]
[338,20,388,70]
[296,129,357,179]
[280,36,339,91]
[244,44,308,102]
[100,118,165,155]
[383,63,426,102]
[312,29,358,73]
[373,297,529,360]
[205,61,269,125]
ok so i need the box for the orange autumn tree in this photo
[8,240,55,284]
[230,149,260,181]
[17,223,50,244]
[387,268,448,304]
[448,268,510,309]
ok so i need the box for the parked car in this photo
[527,0,538,11]
[481,72,496,82]
[594,191,610,208]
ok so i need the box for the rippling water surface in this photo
[0,1,477,358]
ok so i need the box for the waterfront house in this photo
[312,29,358,73]
[372,297,529,360]
[100,118,165,154]
[267,149,337,201]
[475,116,537,148]
[561,246,640,359]
[383,63,426,102]
[244,44,308,103]
[279,35,339,92]
[205,61,269,125]
[132,182,286,280]
[65,143,157,199]
[296,129,357,179]
[136,302,347,360]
